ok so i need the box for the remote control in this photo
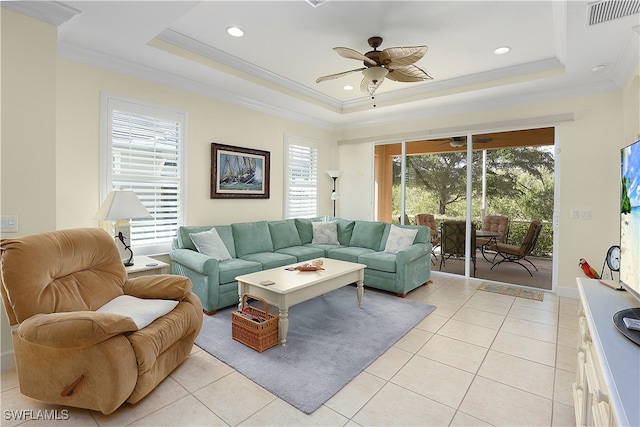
[622,317,640,332]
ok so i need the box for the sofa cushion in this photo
[312,221,340,245]
[268,219,302,250]
[189,228,232,261]
[379,224,430,250]
[276,246,325,262]
[218,258,262,284]
[295,218,314,244]
[383,225,419,254]
[349,221,386,250]
[177,225,236,257]
[335,218,355,245]
[304,243,343,254]
[358,252,397,273]
[177,225,210,251]
[240,252,297,270]
[214,226,237,258]
[327,246,376,264]
[232,221,273,257]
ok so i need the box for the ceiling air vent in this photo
[306,0,328,7]
[586,0,640,26]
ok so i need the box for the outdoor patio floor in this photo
[433,250,553,290]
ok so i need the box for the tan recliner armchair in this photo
[0,228,203,414]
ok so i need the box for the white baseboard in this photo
[1,351,15,371]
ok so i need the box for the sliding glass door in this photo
[374,128,555,288]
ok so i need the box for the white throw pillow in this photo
[97,295,179,330]
[384,224,418,254]
[311,221,340,245]
[190,228,232,261]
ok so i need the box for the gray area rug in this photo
[195,286,436,414]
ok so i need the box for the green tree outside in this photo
[392,146,554,257]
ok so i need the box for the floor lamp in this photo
[326,170,341,217]
[95,190,152,266]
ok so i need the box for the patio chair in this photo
[398,214,412,225]
[490,220,543,276]
[476,215,509,247]
[476,215,510,261]
[439,220,476,276]
[415,213,440,264]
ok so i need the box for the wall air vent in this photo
[586,0,640,26]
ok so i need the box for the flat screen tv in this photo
[620,139,640,301]
[615,139,640,345]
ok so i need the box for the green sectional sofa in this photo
[170,218,432,314]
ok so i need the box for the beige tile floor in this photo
[1,272,579,426]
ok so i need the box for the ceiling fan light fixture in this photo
[362,66,388,83]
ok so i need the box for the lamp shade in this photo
[95,191,152,221]
[326,170,341,178]
[362,66,388,83]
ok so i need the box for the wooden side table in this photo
[125,255,169,278]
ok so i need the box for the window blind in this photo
[285,140,318,218]
[107,105,184,250]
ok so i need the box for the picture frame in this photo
[211,143,270,199]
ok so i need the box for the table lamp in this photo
[95,190,152,266]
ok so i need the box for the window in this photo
[101,95,186,254]
[284,136,318,218]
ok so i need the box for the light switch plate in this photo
[0,215,18,232]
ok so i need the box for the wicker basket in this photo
[232,294,279,353]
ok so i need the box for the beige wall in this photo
[336,89,634,295]
[1,9,58,366]
[623,65,640,143]
[55,59,337,230]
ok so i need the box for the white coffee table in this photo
[235,258,366,346]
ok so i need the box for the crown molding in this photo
[611,26,640,88]
[156,29,343,111]
[334,78,619,131]
[58,42,335,130]
[337,113,575,146]
[340,58,565,113]
[1,1,79,25]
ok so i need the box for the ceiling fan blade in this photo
[360,76,384,95]
[386,65,433,82]
[333,47,377,66]
[316,67,366,83]
[379,46,427,68]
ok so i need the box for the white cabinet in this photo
[574,279,640,427]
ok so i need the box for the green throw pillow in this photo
[232,221,274,257]
[268,220,302,250]
[349,221,386,250]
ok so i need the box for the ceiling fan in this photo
[435,136,493,147]
[316,36,432,96]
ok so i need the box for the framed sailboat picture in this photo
[211,143,270,199]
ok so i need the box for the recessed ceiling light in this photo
[343,85,354,91]
[493,46,511,55]
[227,26,244,37]
[591,64,606,73]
